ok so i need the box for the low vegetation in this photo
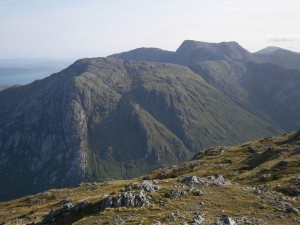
[0,131,299,224]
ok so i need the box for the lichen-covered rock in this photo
[124,180,160,192]
[100,191,151,210]
[169,189,187,199]
[141,180,160,192]
[207,175,228,186]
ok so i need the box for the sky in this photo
[0,0,300,59]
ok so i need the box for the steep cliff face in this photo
[0,61,89,200]
[0,57,281,201]
[241,62,300,130]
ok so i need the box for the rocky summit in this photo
[0,131,299,224]
[1,40,300,201]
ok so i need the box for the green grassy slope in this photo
[1,131,299,224]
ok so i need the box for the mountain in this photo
[188,60,300,130]
[175,40,256,64]
[1,131,299,225]
[110,40,256,64]
[111,40,300,71]
[0,85,11,91]
[241,62,300,130]
[255,46,282,54]
[0,57,279,202]
[1,40,300,202]
[108,47,175,63]
[111,40,300,128]
[254,48,300,71]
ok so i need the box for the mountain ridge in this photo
[110,40,300,71]
[1,40,300,202]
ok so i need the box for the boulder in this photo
[100,191,151,210]
[141,180,160,192]
[62,202,73,209]
[191,212,205,224]
[169,189,187,199]
[207,175,228,186]
[181,176,201,187]
[192,189,204,196]
[73,201,89,211]
[101,197,113,210]
[124,180,160,192]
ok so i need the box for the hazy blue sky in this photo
[0,0,299,58]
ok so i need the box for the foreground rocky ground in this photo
[0,132,300,225]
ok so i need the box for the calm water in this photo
[0,59,74,86]
[0,72,52,85]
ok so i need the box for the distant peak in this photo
[176,40,253,62]
[178,40,241,49]
[255,46,282,55]
[108,47,175,63]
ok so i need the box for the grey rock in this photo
[191,212,205,224]
[62,202,73,209]
[112,196,122,208]
[141,180,160,192]
[0,222,11,225]
[182,176,201,187]
[73,201,89,211]
[170,189,187,199]
[191,189,204,196]
[157,172,167,180]
[101,197,113,210]
[212,215,236,225]
[124,180,160,192]
[254,186,268,196]
[207,175,228,186]
[124,182,141,191]
[101,191,151,210]
[123,192,135,207]
[268,197,292,210]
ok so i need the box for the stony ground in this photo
[0,132,300,225]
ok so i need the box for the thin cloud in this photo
[266,35,300,42]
